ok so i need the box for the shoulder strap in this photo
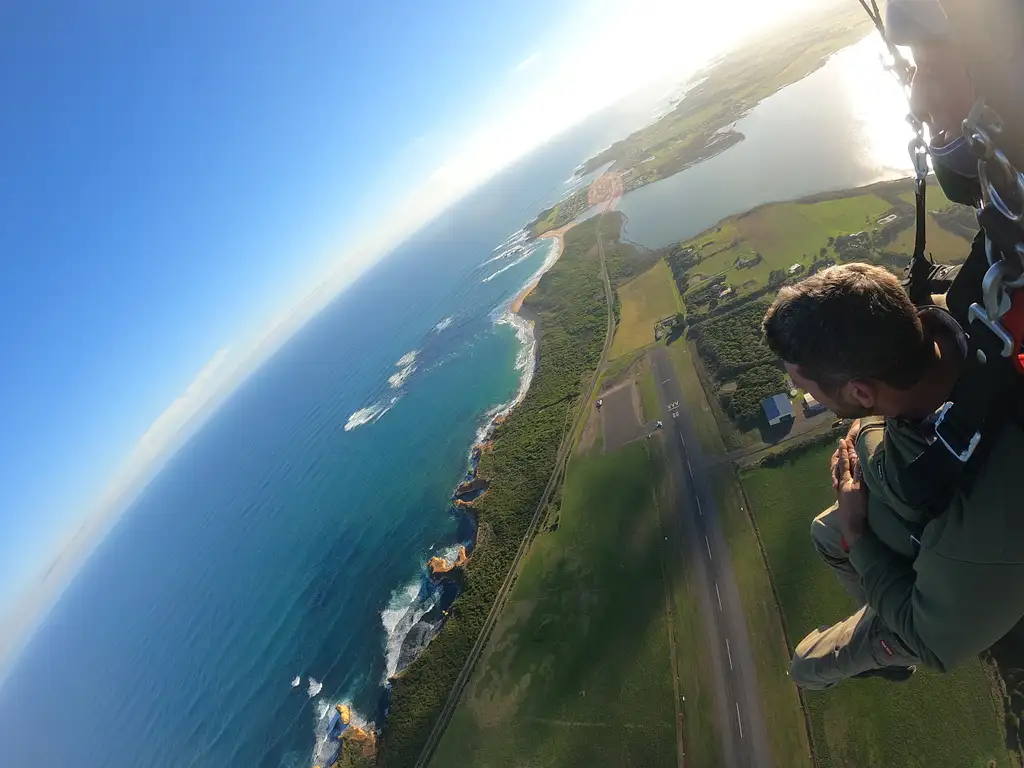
[900,230,1024,515]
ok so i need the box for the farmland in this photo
[737,443,1011,768]
[609,259,683,360]
[430,440,698,767]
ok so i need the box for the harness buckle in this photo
[934,401,982,463]
[968,302,1015,357]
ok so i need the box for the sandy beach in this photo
[509,174,622,316]
[509,227,567,314]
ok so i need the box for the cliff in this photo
[427,546,469,577]
[453,477,489,500]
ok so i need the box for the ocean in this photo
[0,96,667,768]
[0,37,916,767]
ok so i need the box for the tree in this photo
[674,311,686,326]
[828,236,836,247]
[819,246,828,258]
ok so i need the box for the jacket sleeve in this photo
[850,532,1024,671]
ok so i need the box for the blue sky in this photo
[0,0,815,657]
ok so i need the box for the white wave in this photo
[482,251,530,283]
[471,309,537,449]
[495,227,528,250]
[381,579,439,680]
[434,543,463,565]
[383,349,420,390]
[434,316,453,333]
[344,396,398,431]
[311,700,373,768]
[482,244,526,267]
[307,677,323,698]
[388,362,418,389]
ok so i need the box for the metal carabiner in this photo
[908,136,929,181]
[979,148,1024,224]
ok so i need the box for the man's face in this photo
[909,41,974,143]
[784,362,872,419]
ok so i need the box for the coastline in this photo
[509,227,567,314]
[377,226,572,698]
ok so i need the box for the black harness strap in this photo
[899,317,1012,514]
[904,174,934,307]
[899,220,1024,516]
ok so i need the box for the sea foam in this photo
[344,397,398,431]
[380,579,439,680]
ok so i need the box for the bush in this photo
[692,300,775,378]
[726,364,788,423]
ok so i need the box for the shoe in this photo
[852,665,917,683]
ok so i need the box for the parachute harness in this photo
[858,0,934,304]
[853,0,1024,510]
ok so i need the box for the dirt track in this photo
[600,382,649,453]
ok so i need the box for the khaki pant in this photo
[790,505,921,690]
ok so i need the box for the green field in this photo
[738,443,1012,768]
[891,213,973,264]
[431,442,683,767]
[639,356,659,423]
[610,260,681,359]
[680,193,892,304]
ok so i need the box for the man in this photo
[756,0,1006,690]
[762,262,1024,689]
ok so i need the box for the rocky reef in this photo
[427,546,469,577]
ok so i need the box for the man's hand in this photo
[831,420,862,496]
[835,438,868,545]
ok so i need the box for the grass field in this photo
[681,193,893,303]
[738,443,1012,768]
[898,182,955,211]
[639,356,659,423]
[431,442,684,767]
[610,260,681,360]
[891,213,973,264]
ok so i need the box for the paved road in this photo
[650,346,774,768]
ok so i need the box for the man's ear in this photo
[846,380,877,409]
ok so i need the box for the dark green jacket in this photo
[850,414,1024,671]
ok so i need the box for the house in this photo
[788,263,804,275]
[803,392,825,415]
[762,393,795,426]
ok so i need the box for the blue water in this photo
[0,96,665,768]
[617,36,914,248]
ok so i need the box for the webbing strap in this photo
[904,176,934,306]
[899,320,1010,514]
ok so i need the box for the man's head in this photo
[887,0,980,204]
[762,264,935,418]
[888,0,973,143]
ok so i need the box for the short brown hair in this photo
[762,264,933,392]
